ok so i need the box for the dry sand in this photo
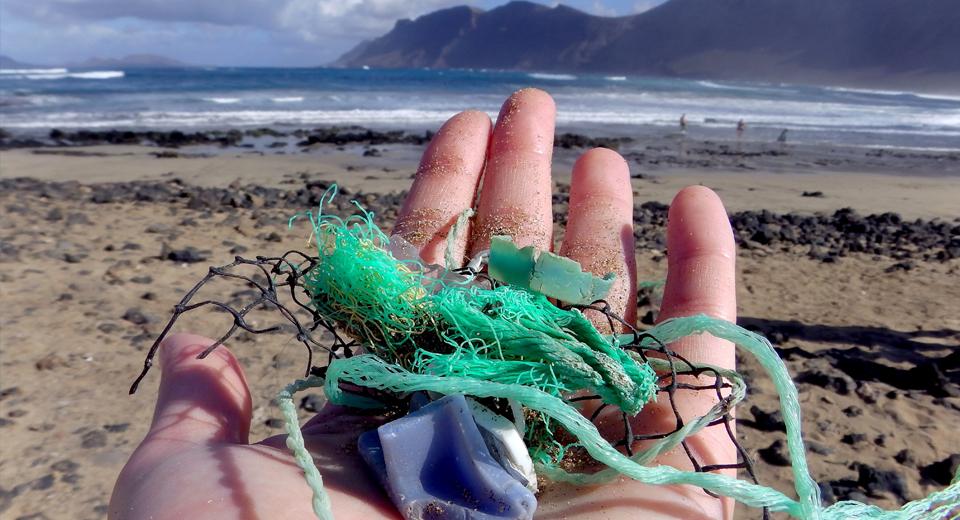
[0,143,958,519]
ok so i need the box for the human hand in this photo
[110,88,737,520]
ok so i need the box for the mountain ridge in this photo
[0,54,191,70]
[67,54,191,69]
[0,55,41,69]
[334,0,960,91]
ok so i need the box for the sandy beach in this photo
[0,135,958,519]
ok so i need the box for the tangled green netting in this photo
[277,190,959,520]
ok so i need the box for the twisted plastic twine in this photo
[275,192,959,519]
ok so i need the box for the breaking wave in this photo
[528,73,577,81]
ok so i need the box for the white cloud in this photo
[276,0,459,42]
[2,0,466,42]
[589,0,617,17]
[2,0,277,26]
[3,0,652,66]
[632,0,662,13]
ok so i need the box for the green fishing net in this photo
[133,186,960,520]
[293,190,657,464]
[273,190,959,519]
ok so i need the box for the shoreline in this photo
[3,125,959,166]
[2,134,960,222]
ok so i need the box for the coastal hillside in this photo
[0,54,188,70]
[334,0,960,89]
[0,55,38,69]
[67,54,190,69]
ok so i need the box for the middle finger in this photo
[469,88,557,255]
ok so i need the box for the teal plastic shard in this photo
[488,236,615,305]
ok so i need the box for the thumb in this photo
[146,333,252,447]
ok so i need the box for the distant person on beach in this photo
[679,113,688,134]
[777,129,789,144]
[736,119,746,138]
[111,89,738,520]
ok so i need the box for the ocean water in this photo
[1,67,958,151]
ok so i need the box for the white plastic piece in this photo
[467,398,538,493]
[388,234,420,261]
[466,249,490,273]
[509,398,526,436]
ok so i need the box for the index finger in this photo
[394,110,492,266]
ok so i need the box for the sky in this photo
[0,0,667,67]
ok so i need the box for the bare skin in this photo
[110,89,738,520]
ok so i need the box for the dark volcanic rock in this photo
[80,430,108,449]
[264,418,285,429]
[51,460,79,473]
[104,423,130,433]
[748,405,786,432]
[840,433,867,446]
[3,176,957,262]
[834,356,960,398]
[121,308,149,325]
[885,260,915,272]
[0,241,19,262]
[842,405,863,417]
[894,449,916,467]
[920,454,960,486]
[842,433,867,445]
[808,441,833,456]
[758,440,791,466]
[300,394,326,413]
[164,246,209,263]
[856,464,908,500]
[0,387,22,402]
[555,133,631,150]
[796,363,855,395]
[295,127,433,147]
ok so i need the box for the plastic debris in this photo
[466,398,538,493]
[488,235,615,305]
[358,394,537,520]
[135,185,960,520]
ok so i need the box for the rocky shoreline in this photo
[3,126,959,180]
[0,127,630,152]
[3,176,957,265]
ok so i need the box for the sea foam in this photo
[204,97,242,104]
[0,68,69,75]
[1,69,124,80]
[528,73,577,81]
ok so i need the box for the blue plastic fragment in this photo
[358,394,537,520]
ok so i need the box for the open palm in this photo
[110,89,738,520]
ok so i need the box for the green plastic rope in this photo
[275,192,959,520]
[278,378,334,520]
[280,317,960,520]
